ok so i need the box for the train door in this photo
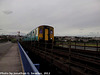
[45,29,48,41]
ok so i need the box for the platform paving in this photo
[0,43,23,73]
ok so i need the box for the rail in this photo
[18,42,40,75]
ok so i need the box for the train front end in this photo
[38,25,54,42]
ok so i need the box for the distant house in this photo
[92,37,100,40]
[55,36,76,41]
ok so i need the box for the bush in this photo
[11,39,17,43]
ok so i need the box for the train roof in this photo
[38,25,54,28]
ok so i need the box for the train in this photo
[22,25,54,42]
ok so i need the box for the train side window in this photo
[35,29,37,34]
[39,28,42,34]
[33,31,34,35]
[50,30,53,34]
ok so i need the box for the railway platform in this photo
[0,42,40,75]
[0,42,23,73]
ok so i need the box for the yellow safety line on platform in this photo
[17,44,25,75]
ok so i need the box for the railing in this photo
[20,41,100,75]
[54,40,100,51]
[18,42,40,75]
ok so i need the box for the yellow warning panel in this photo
[45,29,48,41]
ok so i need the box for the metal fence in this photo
[20,40,100,75]
[54,40,100,51]
[18,42,40,75]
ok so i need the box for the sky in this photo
[0,0,100,37]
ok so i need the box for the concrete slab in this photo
[0,43,22,72]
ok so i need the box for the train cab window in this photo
[39,28,42,34]
[50,30,53,34]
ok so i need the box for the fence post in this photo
[68,39,71,75]
[75,41,76,49]
[84,42,86,50]
[63,40,64,48]
[50,41,54,75]
[97,41,98,51]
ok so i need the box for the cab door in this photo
[45,29,48,41]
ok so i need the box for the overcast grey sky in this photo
[0,0,100,37]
